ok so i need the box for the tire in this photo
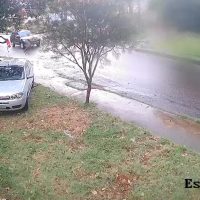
[12,43,15,47]
[20,41,26,49]
[31,77,35,89]
[36,41,40,47]
[22,97,29,111]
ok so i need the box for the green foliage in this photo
[46,0,136,48]
[0,165,13,188]
[153,33,200,60]
[149,0,200,32]
[0,0,23,32]
[24,0,50,17]
[0,0,50,32]
[0,0,12,32]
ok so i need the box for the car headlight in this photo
[10,92,24,100]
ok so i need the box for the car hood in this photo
[21,35,40,40]
[0,80,25,96]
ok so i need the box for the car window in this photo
[18,30,31,37]
[0,66,25,81]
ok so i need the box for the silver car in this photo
[0,58,34,111]
[10,30,41,49]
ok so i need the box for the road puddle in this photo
[156,111,200,135]
[89,89,200,152]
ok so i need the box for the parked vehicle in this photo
[10,30,41,49]
[0,58,34,111]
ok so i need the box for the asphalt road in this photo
[0,42,200,118]
[99,51,200,118]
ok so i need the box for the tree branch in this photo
[60,41,83,70]
[54,48,80,67]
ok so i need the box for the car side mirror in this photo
[27,75,33,79]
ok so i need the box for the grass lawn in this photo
[1,85,200,200]
[152,33,200,61]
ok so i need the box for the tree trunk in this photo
[85,83,92,104]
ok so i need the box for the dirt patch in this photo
[0,156,10,164]
[33,105,90,135]
[53,177,69,196]
[136,135,161,146]
[157,111,200,134]
[32,152,50,181]
[73,167,99,181]
[115,174,135,192]
[0,118,9,132]
[32,152,49,164]
[22,134,44,143]
[91,173,138,200]
[68,139,87,151]
[0,104,91,136]
[140,146,170,166]
[33,167,42,180]
[0,188,21,200]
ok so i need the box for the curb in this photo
[135,48,200,65]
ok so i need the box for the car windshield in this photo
[0,66,25,81]
[18,30,31,37]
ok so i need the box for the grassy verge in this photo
[152,33,200,61]
[0,85,200,200]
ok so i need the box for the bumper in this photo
[25,40,40,47]
[0,97,26,111]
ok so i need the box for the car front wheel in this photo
[22,97,29,111]
[31,77,35,89]
[20,41,26,49]
[36,41,40,47]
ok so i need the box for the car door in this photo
[28,61,34,78]
[25,62,33,96]
[14,32,21,44]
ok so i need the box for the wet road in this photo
[1,42,200,118]
[98,52,200,118]
[1,41,200,152]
